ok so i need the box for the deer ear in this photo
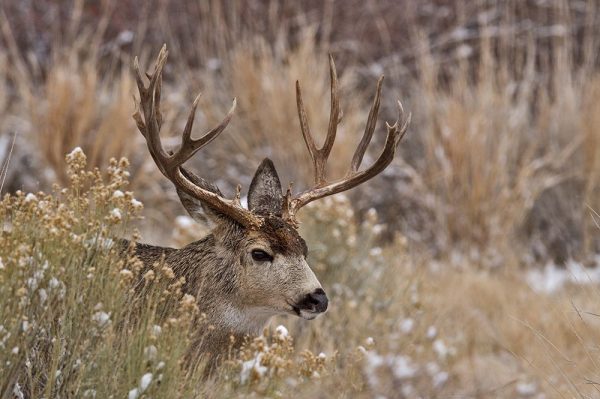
[176,167,233,227]
[248,158,283,216]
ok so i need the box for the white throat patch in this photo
[220,304,273,335]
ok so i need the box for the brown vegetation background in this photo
[2,0,600,397]
[3,0,599,263]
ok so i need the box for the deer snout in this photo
[298,288,328,314]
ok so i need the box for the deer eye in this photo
[251,249,273,262]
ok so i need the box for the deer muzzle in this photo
[293,288,328,320]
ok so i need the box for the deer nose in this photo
[304,288,328,313]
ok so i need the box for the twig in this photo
[0,132,17,195]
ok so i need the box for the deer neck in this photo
[217,303,272,335]
[172,234,272,336]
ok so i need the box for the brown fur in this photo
[120,215,319,367]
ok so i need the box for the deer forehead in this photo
[246,217,308,257]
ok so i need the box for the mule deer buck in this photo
[128,46,410,363]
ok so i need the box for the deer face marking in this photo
[239,216,327,321]
[178,159,328,326]
[234,163,328,321]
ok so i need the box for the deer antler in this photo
[283,55,411,224]
[133,45,263,228]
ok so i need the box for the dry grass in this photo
[2,0,600,397]
[3,163,600,397]
[412,32,578,261]
[0,6,157,191]
[197,29,369,188]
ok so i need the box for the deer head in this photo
[132,46,410,329]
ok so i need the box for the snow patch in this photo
[240,353,267,384]
[13,383,24,399]
[364,350,418,388]
[139,373,153,392]
[516,381,537,396]
[109,208,122,221]
[128,388,139,399]
[130,198,143,211]
[275,325,288,338]
[526,260,600,293]
[390,355,418,379]
[144,345,158,362]
[426,326,437,339]
[400,318,414,334]
[67,147,85,158]
[92,311,111,327]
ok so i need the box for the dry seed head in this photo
[143,270,155,282]
[127,256,144,274]
[119,269,134,285]
[179,294,199,318]
[160,265,175,279]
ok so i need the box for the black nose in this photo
[300,288,328,313]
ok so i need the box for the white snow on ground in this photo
[399,318,414,334]
[151,325,162,337]
[433,339,453,360]
[49,277,60,289]
[91,311,111,327]
[13,383,24,399]
[144,345,158,362]
[426,326,437,340]
[364,351,418,387]
[240,353,267,384]
[526,260,600,294]
[516,381,537,396]
[139,373,153,392]
[128,372,154,399]
[390,355,418,380]
[426,361,449,388]
[275,325,288,338]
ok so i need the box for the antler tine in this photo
[132,46,262,228]
[350,76,384,173]
[295,54,341,186]
[296,81,318,176]
[133,45,169,165]
[181,93,202,146]
[323,54,340,160]
[171,94,237,167]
